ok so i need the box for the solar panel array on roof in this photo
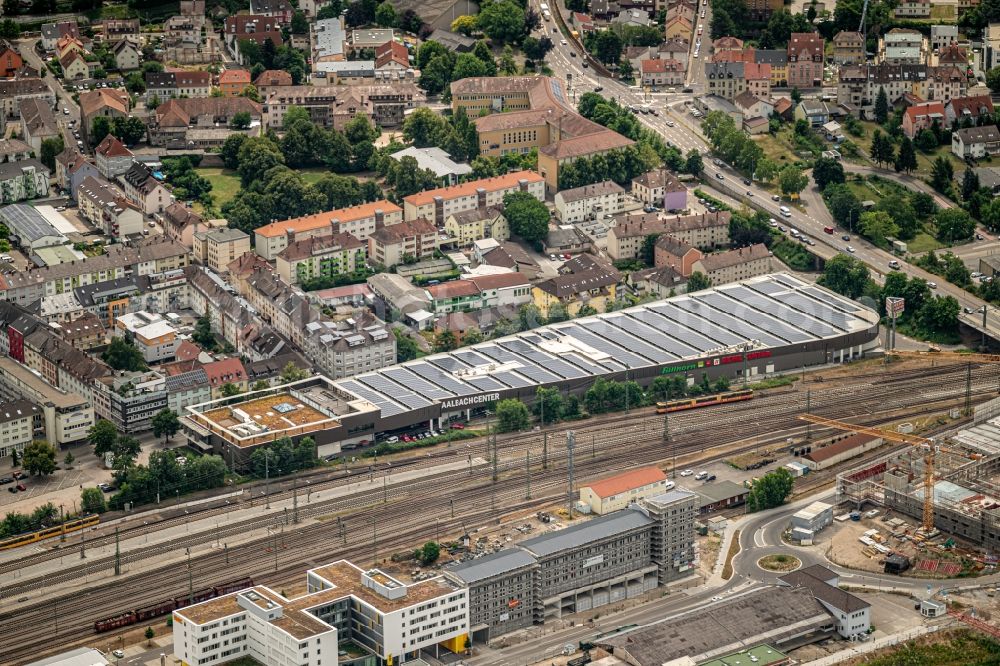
[330,275,878,418]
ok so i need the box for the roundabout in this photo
[757,553,802,573]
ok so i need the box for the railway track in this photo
[2,361,997,664]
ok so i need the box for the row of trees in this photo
[108,450,229,511]
[90,116,146,148]
[701,111,807,194]
[0,502,59,540]
[401,107,480,163]
[248,437,318,479]
[578,93,686,170]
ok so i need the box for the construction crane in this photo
[798,414,937,531]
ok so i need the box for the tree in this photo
[39,136,64,171]
[220,383,243,397]
[81,486,107,514]
[452,52,489,79]
[220,133,248,170]
[111,435,142,481]
[375,2,397,27]
[685,149,704,177]
[895,136,917,174]
[279,362,309,384]
[151,409,180,443]
[88,420,119,458]
[110,117,147,146]
[496,399,530,432]
[877,194,918,240]
[870,129,896,167]
[818,254,872,299]
[290,9,309,33]
[499,45,518,75]
[236,136,285,187]
[503,191,549,242]
[962,168,981,202]
[230,111,252,130]
[987,66,1000,94]
[778,165,808,197]
[102,337,147,372]
[791,87,801,104]
[395,329,420,362]
[64,451,74,468]
[914,129,939,153]
[476,0,526,43]
[145,627,156,646]
[746,468,795,511]
[687,271,711,292]
[451,14,478,35]
[419,541,440,565]
[434,330,459,352]
[192,315,215,348]
[874,86,889,124]
[935,207,975,242]
[518,303,545,331]
[534,387,563,424]
[617,59,634,82]
[22,440,56,476]
[911,191,938,219]
[587,30,624,64]
[858,210,899,247]
[812,157,845,191]
[403,107,448,147]
[399,9,424,33]
[90,116,112,147]
[522,36,553,61]
[930,155,954,194]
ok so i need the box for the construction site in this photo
[830,389,1000,572]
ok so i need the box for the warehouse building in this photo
[444,489,698,643]
[579,466,670,515]
[695,480,750,513]
[802,433,883,470]
[182,274,881,458]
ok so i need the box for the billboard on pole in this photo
[886,296,905,317]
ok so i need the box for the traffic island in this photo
[757,553,801,573]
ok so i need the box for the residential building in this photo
[544,227,589,256]
[203,357,248,398]
[311,17,346,66]
[173,560,468,666]
[787,32,824,89]
[778,565,871,639]
[795,100,831,126]
[102,18,141,44]
[0,79,55,124]
[690,243,772,285]
[350,28,394,52]
[93,370,168,432]
[745,0,782,19]
[578,466,670,515]
[705,62,746,100]
[0,138,31,163]
[426,273,531,313]
[40,21,80,51]
[315,60,377,84]
[833,31,865,65]
[0,159,49,204]
[554,180,626,223]
[836,63,928,108]
[734,91,774,122]
[149,97,263,148]
[275,232,366,285]
[631,169,688,210]
[49,313,105,349]
[77,175,144,238]
[402,171,544,224]
[255,69,293,90]
[938,44,968,67]
[0,42,22,78]
[119,161,171,215]
[114,311,179,362]
[754,49,788,87]
[56,149,100,201]
[607,211,730,260]
[931,25,959,52]
[254,200,402,259]
[533,255,620,316]
[479,241,541,280]
[59,50,92,80]
[665,15,692,41]
[427,29,475,53]
[882,28,923,65]
[250,0,293,22]
[193,227,252,273]
[223,15,283,64]
[654,235,702,275]
[919,65,968,103]
[389,146,473,186]
[952,125,1000,158]
[443,207,509,247]
[78,89,130,147]
[94,135,135,179]
[112,40,141,71]
[145,70,212,103]
[946,95,995,125]
[640,58,685,87]
[368,217,438,268]
[261,84,424,129]
[219,68,252,96]
[164,366,211,415]
[18,98,59,154]
[161,202,212,248]
[0,399,41,458]
[895,0,930,17]
[375,40,410,74]
[0,356,93,446]
[902,101,946,137]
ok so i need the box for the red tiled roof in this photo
[219,68,251,85]
[95,134,132,158]
[904,101,945,123]
[584,466,667,499]
[403,171,543,207]
[202,357,247,387]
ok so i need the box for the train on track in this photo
[655,389,754,414]
[93,577,254,633]
[0,514,100,551]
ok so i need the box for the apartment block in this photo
[607,211,731,260]
[253,201,402,260]
[193,227,251,273]
[368,218,438,268]
[114,311,179,362]
[402,171,545,224]
[275,232,366,285]
[554,180,625,223]
[691,243,772,285]
[0,399,41,457]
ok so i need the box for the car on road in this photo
[778,225,786,232]
[450,423,465,430]
[594,86,603,92]
[711,595,722,601]
[701,9,705,16]
[746,190,753,196]
[842,234,850,241]
[977,233,984,240]
[715,172,724,180]
[705,474,716,481]
[928,281,937,289]
[561,39,567,45]
[680,469,694,476]
[570,51,576,57]
[582,61,588,67]
[769,218,778,227]
[966,307,977,314]
[743,178,751,185]
[697,24,703,34]
[846,245,856,253]
[113,650,125,659]
[98,483,114,492]
[771,194,780,201]
[666,120,674,127]
[888,260,900,269]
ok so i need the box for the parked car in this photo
[7,486,16,493]
[15,483,25,492]
[705,474,717,481]
[0,477,13,485]
[771,195,780,201]
[12,471,25,480]
[385,435,399,444]
[98,483,114,493]
[842,234,850,241]
[694,471,708,480]
[679,469,694,477]
[450,423,465,430]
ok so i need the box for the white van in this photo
[779,206,791,218]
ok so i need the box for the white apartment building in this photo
[114,311,180,362]
[402,171,545,224]
[0,399,40,457]
[173,560,469,666]
[553,180,625,223]
[607,211,731,261]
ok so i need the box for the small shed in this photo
[791,501,833,533]
[920,598,946,617]
[706,515,728,534]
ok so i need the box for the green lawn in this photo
[929,5,956,19]
[907,232,944,254]
[194,167,332,213]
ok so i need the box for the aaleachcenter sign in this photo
[660,350,772,375]
[441,393,501,410]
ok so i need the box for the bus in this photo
[824,226,834,234]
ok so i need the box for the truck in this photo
[543,10,551,20]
